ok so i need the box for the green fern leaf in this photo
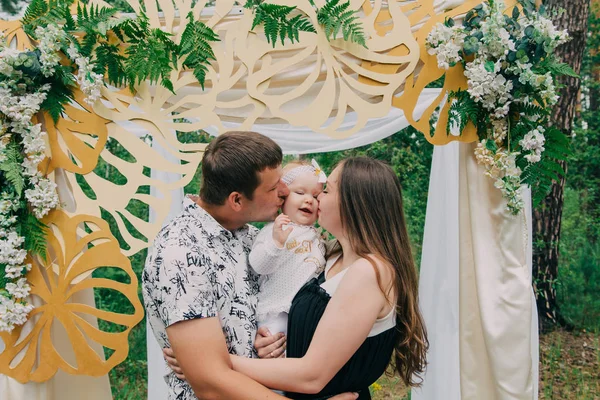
[22,0,49,34]
[0,143,25,196]
[41,66,75,122]
[20,212,49,261]
[317,0,366,47]
[252,3,314,47]
[523,126,571,207]
[446,90,479,135]
[94,42,126,86]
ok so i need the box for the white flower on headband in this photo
[311,159,327,183]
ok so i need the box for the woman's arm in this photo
[231,259,388,394]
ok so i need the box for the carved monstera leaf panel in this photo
[0,211,143,383]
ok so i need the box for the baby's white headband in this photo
[281,159,327,186]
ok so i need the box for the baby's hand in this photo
[273,214,293,248]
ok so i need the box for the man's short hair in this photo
[200,131,283,205]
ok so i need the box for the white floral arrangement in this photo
[426,0,575,214]
[0,24,102,332]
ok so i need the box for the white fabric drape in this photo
[203,89,441,154]
[413,143,539,400]
[412,142,462,400]
[146,128,186,400]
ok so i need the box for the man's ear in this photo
[226,191,244,212]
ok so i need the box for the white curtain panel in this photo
[413,143,538,400]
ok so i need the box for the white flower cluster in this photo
[491,119,509,144]
[0,33,64,332]
[0,86,49,127]
[35,25,64,77]
[508,62,560,106]
[25,176,60,218]
[0,295,34,332]
[464,59,513,117]
[0,47,20,76]
[0,226,34,332]
[474,140,524,213]
[425,24,466,70]
[425,0,569,214]
[519,126,546,163]
[67,45,104,105]
[531,15,569,52]
[480,2,516,59]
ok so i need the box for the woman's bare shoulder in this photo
[347,255,393,283]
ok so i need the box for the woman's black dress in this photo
[285,273,398,400]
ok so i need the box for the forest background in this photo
[0,0,598,398]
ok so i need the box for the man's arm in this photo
[167,316,287,400]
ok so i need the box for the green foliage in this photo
[536,55,580,79]
[180,12,220,89]
[1,0,20,15]
[446,89,484,135]
[557,188,600,331]
[21,0,219,94]
[93,42,126,87]
[317,0,366,47]
[120,12,179,92]
[0,142,25,196]
[245,0,365,48]
[22,0,77,37]
[521,127,570,208]
[41,64,76,122]
[19,211,49,260]
[246,2,315,46]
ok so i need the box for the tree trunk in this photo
[532,0,590,331]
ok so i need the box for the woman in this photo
[168,157,428,398]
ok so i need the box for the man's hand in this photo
[254,326,286,358]
[163,347,185,380]
[272,214,293,248]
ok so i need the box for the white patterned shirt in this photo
[142,195,259,400]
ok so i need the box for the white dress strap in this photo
[324,254,342,277]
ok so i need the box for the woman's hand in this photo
[273,214,293,248]
[330,394,359,400]
[163,347,186,380]
[254,326,286,358]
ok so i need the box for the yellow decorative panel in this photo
[0,211,143,383]
[0,20,32,50]
[41,89,110,175]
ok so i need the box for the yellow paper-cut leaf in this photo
[0,211,144,383]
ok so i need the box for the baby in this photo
[249,160,328,336]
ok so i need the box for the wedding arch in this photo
[1,0,565,398]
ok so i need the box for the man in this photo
[142,131,356,400]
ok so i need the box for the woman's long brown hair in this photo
[338,157,428,387]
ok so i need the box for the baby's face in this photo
[281,172,323,226]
